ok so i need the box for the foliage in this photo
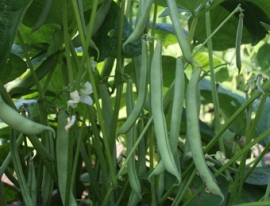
[1,0,270,205]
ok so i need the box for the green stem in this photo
[72,0,118,189]
[17,31,43,97]
[244,139,270,182]
[194,4,242,56]
[62,0,74,86]
[187,16,198,46]
[181,79,270,195]
[10,131,33,206]
[205,79,270,153]
[236,91,268,202]
[0,135,24,176]
[184,129,270,206]
[172,169,196,206]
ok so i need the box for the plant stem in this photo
[71,0,118,189]
[194,4,242,56]
[17,31,43,97]
[62,0,74,86]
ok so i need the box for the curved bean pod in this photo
[123,0,153,50]
[150,40,180,184]
[235,12,244,73]
[0,95,55,136]
[149,56,185,177]
[186,67,224,202]
[166,0,193,64]
[117,39,149,135]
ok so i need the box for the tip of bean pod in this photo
[173,176,181,186]
[218,194,225,205]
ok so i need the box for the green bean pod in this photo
[137,119,147,176]
[7,54,59,97]
[166,0,193,64]
[56,110,77,205]
[91,0,113,36]
[149,56,185,177]
[117,39,149,135]
[100,57,115,80]
[186,67,224,202]
[128,190,141,206]
[27,160,37,206]
[123,0,153,49]
[0,95,55,136]
[150,40,180,184]
[10,130,33,206]
[235,12,244,73]
[126,78,142,199]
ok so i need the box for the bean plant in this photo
[1,0,270,205]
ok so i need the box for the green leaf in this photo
[0,53,27,84]
[0,0,32,70]
[255,43,270,75]
[2,183,19,203]
[192,0,270,51]
[151,23,185,47]
[22,0,104,27]
[200,78,247,135]
[188,175,228,206]
[91,1,141,61]
[245,167,270,185]
[254,97,270,146]
[260,21,270,31]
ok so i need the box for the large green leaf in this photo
[245,167,270,185]
[255,43,270,76]
[192,0,270,50]
[254,97,270,146]
[200,78,247,135]
[188,175,228,206]
[0,54,27,84]
[22,0,104,27]
[0,0,32,70]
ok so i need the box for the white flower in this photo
[215,151,226,162]
[67,82,93,108]
[67,90,80,108]
[65,115,76,131]
[90,57,97,69]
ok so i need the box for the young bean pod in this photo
[186,68,224,202]
[235,12,244,73]
[117,39,149,135]
[123,0,153,50]
[126,78,142,199]
[0,95,55,136]
[166,0,193,64]
[150,40,180,184]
